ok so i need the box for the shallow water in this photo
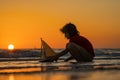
[0,59,120,80]
[0,60,119,73]
[0,49,120,80]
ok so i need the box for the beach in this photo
[1,0,120,80]
[0,48,120,80]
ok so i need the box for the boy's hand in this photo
[41,56,58,62]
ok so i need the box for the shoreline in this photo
[0,57,120,61]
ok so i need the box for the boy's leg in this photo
[67,42,93,62]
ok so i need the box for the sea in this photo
[0,48,120,80]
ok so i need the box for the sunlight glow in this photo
[8,44,14,50]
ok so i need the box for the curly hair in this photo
[60,23,79,37]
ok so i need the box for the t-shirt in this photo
[69,34,95,57]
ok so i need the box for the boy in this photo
[47,23,95,62]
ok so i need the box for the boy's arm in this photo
[49,48,69,62]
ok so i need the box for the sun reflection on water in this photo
[9,74,14,80]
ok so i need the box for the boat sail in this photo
[40,38,56,60]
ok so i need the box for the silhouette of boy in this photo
[48,23,95,62]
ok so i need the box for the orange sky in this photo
[0,0,120,49]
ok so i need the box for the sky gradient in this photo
[0,0,120,49]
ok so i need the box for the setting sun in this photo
[8,44,14,50]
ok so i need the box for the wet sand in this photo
[0,70,120,80]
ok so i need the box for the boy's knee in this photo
[66,42,75,49]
